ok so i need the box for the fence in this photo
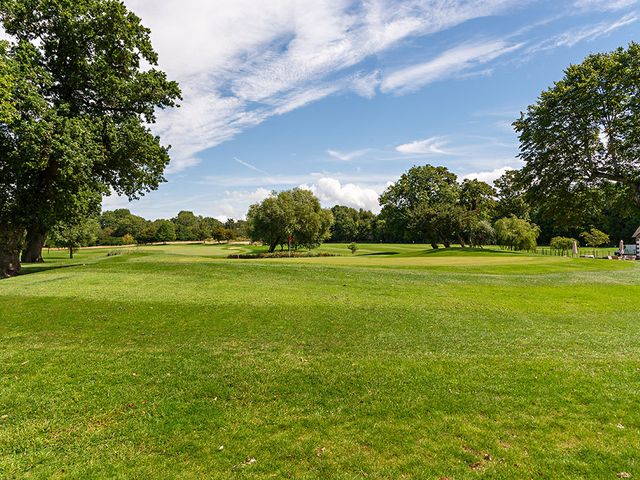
[535,247,617,258]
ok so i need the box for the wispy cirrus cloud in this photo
[572,0,639,11]
[380,39,524,94]
[124,0,520,172]
[528,12,639,53]
[234,157,270,176]
[327,148,371,161]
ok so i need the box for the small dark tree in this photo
[580,228,610,248]
[49,217,101,259]
[155,221,176,244]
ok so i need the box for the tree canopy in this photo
[514,42,640,229]
[247,189,333,252]
[379,164,497,247]
[0,0,181,276]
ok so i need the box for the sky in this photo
[96,0,640,220]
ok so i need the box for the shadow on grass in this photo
[418,247,521,256]
[18,262,85,276]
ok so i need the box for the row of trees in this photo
[46,209,248,257]
[98,209,245,245]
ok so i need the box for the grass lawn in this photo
[1,243,639,478]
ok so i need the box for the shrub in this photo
[122,233,136,245]
[348,242,358,254]
[550,236,577,254]
[227,252,336,259]
[580,228,609,248]
[106,248,136,257]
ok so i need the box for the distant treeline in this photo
[326,167,640,247]
[50,209,248,248]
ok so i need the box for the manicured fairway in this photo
[1,244,640,479]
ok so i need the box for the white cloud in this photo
[462,166,514,184]
[573,0,638,11]
[381,39,523,94]
[396,136,450,155]
[350,70,381,98]
[300,177,382,212]
[0,26,13,42]
[528,13,639,52]
[234,157,270,175]
[102,193,133,211]
[327,148,370,161]
[123,0,519,172]
[214,188,273,221]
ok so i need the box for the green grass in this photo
[1,244,640,479]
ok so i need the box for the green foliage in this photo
[379,165,459,242]
[247,189,333,252]
[122,233,136,245]
[515,42,640,229]
[493,170,530,220]
[100,209,147,239]
[380,164,496,247]
[469,220,496,248]
[494,216,540,251]
[211,226,234,243]
[409,202,471,248]
[154,220,176,244]
[330,206,376,242]
[459,178,496,219]
[348,242,358,254]
[581,228,610,248]
[49,216,101,258]
[0,0,181,274]
[550,236,578,254]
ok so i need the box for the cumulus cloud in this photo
[300,177,382,212]
[396,136,450,155]
[214,188,273,221]
[462,166,513,184]
[122,0,519,172]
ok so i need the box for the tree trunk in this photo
[268,240,277,253]
[21,228,46,263]
[69,246,73,259]
[0,224,24,278]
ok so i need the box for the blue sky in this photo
[104,0,640,220]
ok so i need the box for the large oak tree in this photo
[0,0,181,276]
[514,42,640,229]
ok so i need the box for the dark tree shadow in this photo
[18,262,85,276]
[361,252,400,256]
